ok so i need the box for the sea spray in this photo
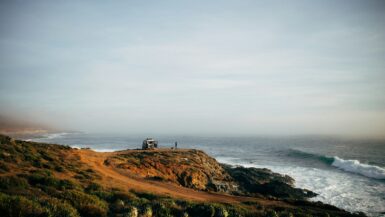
[332,156,385,180]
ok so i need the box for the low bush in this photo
[85,182,103,192]
[0,161,10,172]
[112,191,137,203]
[78,204,107,217]
[39,151,55,162]
[187,203,215,217]
[152,202,173,217]
[54,165,65,172]
[138,205,153,217]
[40,197,80,217]
[0,176,29,190]
[26,173,77,190]
[58,190,108,217]
[0,192,49,217]
[134,191,159,200]
[90,190,114,201]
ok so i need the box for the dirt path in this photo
[77,149,291,207]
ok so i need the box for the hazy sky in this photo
[1,0,384,136]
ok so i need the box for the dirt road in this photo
[77,149,291,207]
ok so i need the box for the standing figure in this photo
[175,141,178,149]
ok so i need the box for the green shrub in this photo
[264,209,278,217]
[34,169,52,177]
[59,190,108,216]
[134,191,159,200]
[0,176,29,189]
[0,162,10,172]
[111,199,126,213]
[90,190,114,201]
[0,192,49,217]
[85,182,103,192]
[32,159,43,168]
[279,211,294,217]
[26,174,77,190]
[84,183,114,201]
[139,205,153,217]
[42,163,53,169]
[187,203,215,217]
[152,202,173,217]
[27,174,53,185]
[122,206,138,217]
[58,179,78,190]
[54,165,65,172]
[78,204,107,217]
[40,197,80,217]
[85,168,95,173]
[112,191,137,202]
[39,151,55,162]
[215,206,229,217]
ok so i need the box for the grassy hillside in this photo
[0,135,365,217]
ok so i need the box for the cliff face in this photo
[0,135,366,217]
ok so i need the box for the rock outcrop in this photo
[104,149,237,193]
[222,165,317,199]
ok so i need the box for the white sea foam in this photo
[216,158,385,217]
[93,148,118,152]
[332,156,385,179]
[215,157,241,165]
[43,132,69,140]
[69,145,117,152]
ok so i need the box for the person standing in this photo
[174,141,178,149]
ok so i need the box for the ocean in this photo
[28,133,385,217]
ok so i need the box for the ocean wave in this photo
[332,156,385,180]
[93,148,118,152]
[70,145,118,152]
[287,149,385,180]
[286,149,334,165]
[43,132,69,140]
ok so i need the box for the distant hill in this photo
[0,115,50,135]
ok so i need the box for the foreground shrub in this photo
[40,197,80,217]
[85,182,103,192]
[0,162,10,172]
[215,206,229,217]
[26,173,77,190]
[0,176,29,190]
[0,192,49,217]
[112,191,137,202]
[187,203,215,217]
[122,206,138,217]
[139,205,153,217]
[78,204,108,217]
[152,202,173,217]
[59,190,108,217]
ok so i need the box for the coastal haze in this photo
[1,0,385,137]
[1,1,385,217]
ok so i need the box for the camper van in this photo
[142,138,158,149]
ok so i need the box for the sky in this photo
[0,0,385,137]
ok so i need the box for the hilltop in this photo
[0,134,365,217]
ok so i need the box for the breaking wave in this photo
[288,149,385,180]
[43,132,69,140]
[332,156,385,180]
